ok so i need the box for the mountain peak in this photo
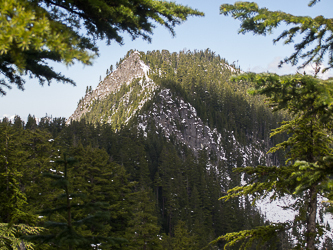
[67,51,152,124]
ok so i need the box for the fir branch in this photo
[204,223,289,250]
[220,1,333,72]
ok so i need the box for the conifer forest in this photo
[1,1,333,250]
[2,49,330,249]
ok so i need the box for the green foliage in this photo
[0,0,203,95]
[220,1,333,72]
[82,77,154,128]
[243,73,333,119]
[124,188,162,249]
[0,223,43,250]
[0,118,53,224]
[163,221,198,250]
[206,223,287,250]
[0,120,29,224]
[216,72,333,249]
[31,153,121,249]
[68,143,137,246]
[48,115,273,248]
[218,2,333,246]
[0,0,87,95]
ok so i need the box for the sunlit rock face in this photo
[68,51,152,123]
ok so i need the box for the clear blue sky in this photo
[1,0,332,122]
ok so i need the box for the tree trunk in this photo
[307,185,317,250]
[18,240,26,250]
[64,158,72,250]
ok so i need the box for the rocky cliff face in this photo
[137,88,270,172]
[68,51,152,123]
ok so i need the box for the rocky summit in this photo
[68,50,279,172]
[68,51,155,124]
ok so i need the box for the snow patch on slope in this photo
[137,88,272,190]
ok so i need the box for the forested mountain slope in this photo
[66,50,291,248]
[69,50,285,169]
[0,50,299,249]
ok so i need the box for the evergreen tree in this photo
[0,118,30,223]
[0,0,203,95]
[0,223,43,250]
[25,114,37,131]
[20,128,55,219]
[213,73,333,250]
[124,187,162,250]
[167,221,198,250]
[216,1,333,248]
[32,154,119,249]
[220,1,333,72]
[68,143,136,244]
[0,118,49,249]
